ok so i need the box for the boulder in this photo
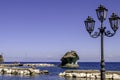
[60,50,79,68]
[0,54,4,63]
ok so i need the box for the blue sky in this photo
[0,0,120,62]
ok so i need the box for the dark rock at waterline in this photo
[60,50,79,68]
[0,54,4,63]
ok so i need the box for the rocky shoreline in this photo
[0,63,55,76]
[1,63,120,79]
[59,70,120,80]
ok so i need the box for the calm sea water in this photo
[0,62,120,80]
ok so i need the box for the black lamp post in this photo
[84,5,120,80]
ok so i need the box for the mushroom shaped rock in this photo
[0,54,4,63]
[60,51,79,68]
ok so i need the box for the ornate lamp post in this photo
[84,5,120,80]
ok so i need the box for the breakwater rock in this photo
[0,63,55,67]
[23,63,55,67]
[0,64,22,67]
[59,70,120,79]
[0,66,48,76]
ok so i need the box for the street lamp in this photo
[84,5,120,80]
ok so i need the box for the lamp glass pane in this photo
[109,19,118,31]
[84,16,95,33]
[87,22,94,33]
[103,10,107,19]
[96,10,107,22]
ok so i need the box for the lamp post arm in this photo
[89,31,100,38]
[104,30,116,37]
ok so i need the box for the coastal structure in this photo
[0,63,54,76]
[60,50,79,68]
[59,70,120,79]
[0,66,48,76]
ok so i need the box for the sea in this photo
[0,62,120,80]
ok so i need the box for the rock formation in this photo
[60,50,79,68]
[0,54,4,63]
